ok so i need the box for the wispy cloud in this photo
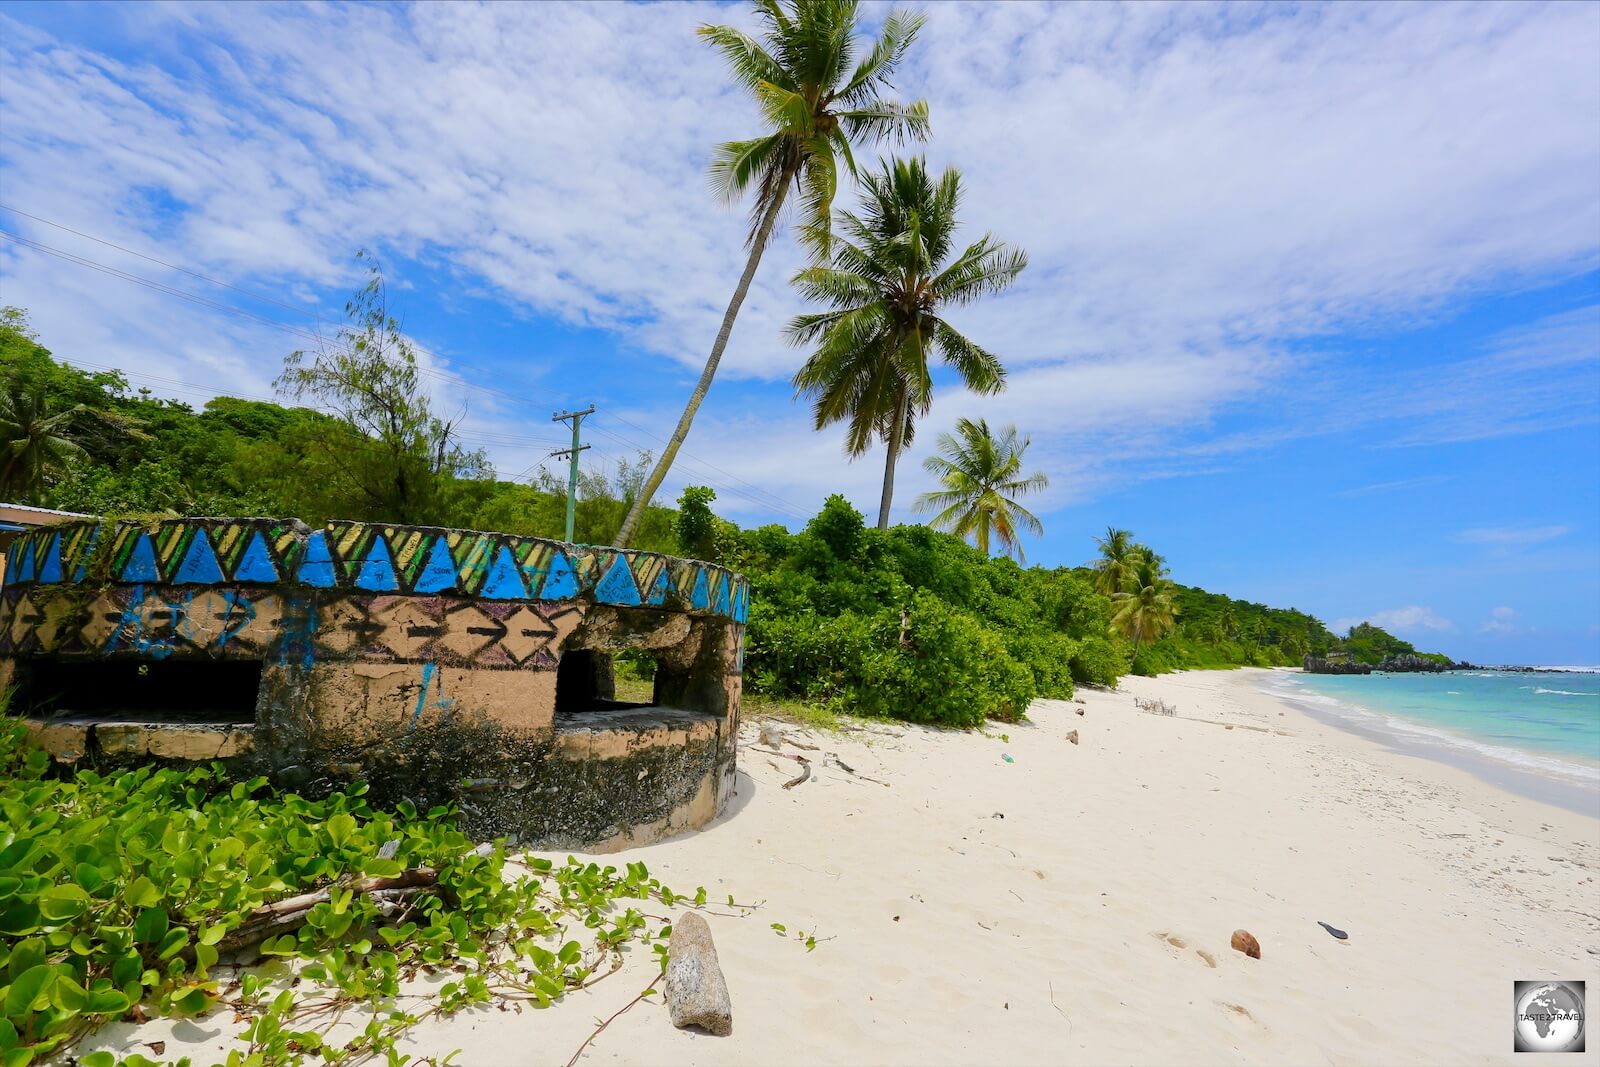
[1337,474,1455,498]
[0,2,1596,514]
[1455,525,1571,546]
[1480,606,1518,634]
[1333,606,1456,635]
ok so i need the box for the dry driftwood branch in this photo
[829,755,890,787]
[782,755,812,790]
[214,848,493,954]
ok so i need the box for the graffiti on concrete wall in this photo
[4,518,749,624]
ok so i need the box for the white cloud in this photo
[1455,525,1571,546]
[1337,475,1455,498]
[1333,606,1456,635]
[0,2,1596,515]
[1481,606,1518,634]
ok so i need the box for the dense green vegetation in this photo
[0,307,681,551]
[0,307,1450,725]
[0,714,784,1066]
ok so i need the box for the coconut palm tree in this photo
[1110,551,1179,658]
[913,417,1047,561]
[0,384,84,498]
[790,156,1027,527]
[1092,526,1139,596]
[615,0,930,546]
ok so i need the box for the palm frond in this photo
[708,133,785,204]
[837,98,930,144]
[932,321,1006,395]
[697,23,792,94]
[840,9,926,102]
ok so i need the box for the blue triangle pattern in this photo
[353,536,400,591]
[689,568,710,611]
[541,550,578,599]
[12,539,36,584]
[646,568,672,606]
[175,528,225,584]
[734,581,748,623]
[413,537,458,593]
[296,531,338,587]
[121,533,159,583]
[35,534,63,584]
[713,571,731,616]
[233,531,279,583]
[72,526,100,583]
[595,556,641,606]
[480,546,529,599]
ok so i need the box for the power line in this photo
[585,420,811,520]
[0,212,816,520]
[0,202,326,319]
[0,229,536,414]
[599,408,811,517]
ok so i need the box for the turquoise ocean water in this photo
[1262,668,1600,806]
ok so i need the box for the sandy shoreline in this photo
[88,668,1599,1065]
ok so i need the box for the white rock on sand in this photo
[92,668,1600,1065]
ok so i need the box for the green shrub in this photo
[1069,634,1126,687]
[1005,630,1078,700]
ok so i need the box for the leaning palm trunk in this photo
[615,169,795,548]
[876,388,909,529]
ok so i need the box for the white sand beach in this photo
[423,668,1600,1065]
[99,668,1599,1065]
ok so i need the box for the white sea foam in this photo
[1378,715,1600,784]
[1266,676,1600,788]
[1533,688,1589,696]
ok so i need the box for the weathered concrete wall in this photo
[0,517,748,849]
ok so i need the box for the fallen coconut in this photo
[1230,929,1261,959]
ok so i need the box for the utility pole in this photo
[550,405,594,543]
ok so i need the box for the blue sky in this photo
[0,1,1596,664]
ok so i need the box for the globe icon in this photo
[1515,982,1585,1053]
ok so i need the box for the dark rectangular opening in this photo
[16,657,262,724]
[555,649,653,714]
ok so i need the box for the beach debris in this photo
[1317,921,1348,940]
[1075,708,1085,716]
[1135,697,1177,716]
[829,756,890,787]
[758,723,784,748]
[1065,730,1080,745]
[1002,754,1015,763]
[781,755,812,790]
[787,737,820,751]
[992,811,1005,819]
[1230,929,1262,959]
[665,913,733,1036]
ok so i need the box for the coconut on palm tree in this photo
[1110,551,1179,658]
[0,384,84,498]
[1091,526,1139,596]
[615,0,930,546]
[913,417,1047,561]
[789,156,1027,528]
